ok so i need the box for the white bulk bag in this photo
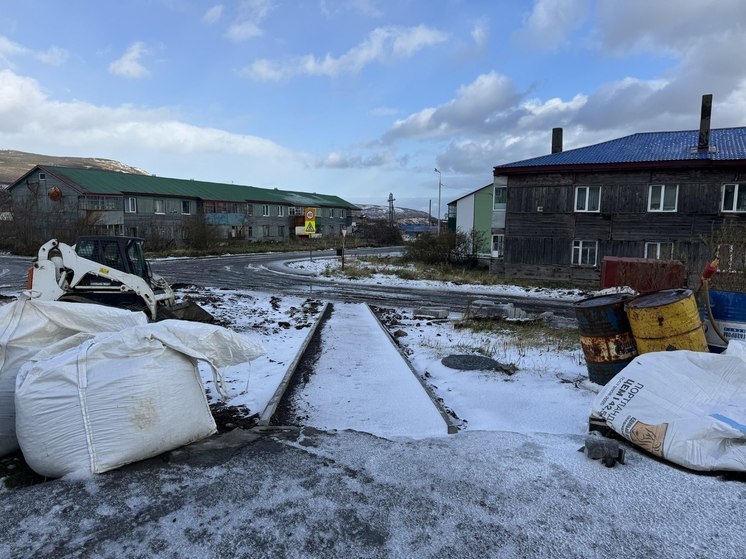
[591,340,746,472]
[0,298,148,456]
[15,320,265,477]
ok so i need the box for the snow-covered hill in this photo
[0,149,149,185]
[358,204,433,224]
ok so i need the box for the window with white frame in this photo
[181,200,191,215]
[277,205,284,217]
[493,186,507,210]
[648,184,678,212]
[262,204,270,216]
[575,186,601,212]
[644,242,674,260]
[154,199,165,214]
[722,184,746,212]
[83,196,120,211]
[125,197,137,213]
[491,234,505,257]
[572,240,598,266]
[262,224,270,237]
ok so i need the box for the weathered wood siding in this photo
[500,167,746,287]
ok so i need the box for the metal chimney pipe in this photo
[551,128,563,154]
[698,94,712,152]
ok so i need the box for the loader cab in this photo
[74,236,151,281]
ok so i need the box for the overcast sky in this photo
[1,0,745,216]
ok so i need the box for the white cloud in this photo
[389,25,445,57]
[0,69,294,163]
[203,4,224,24]
[371,107,397,117]
[0,35,27,67]
[243,25,447,81]
[385,71,521,141]
[317,149,396,168]
[225,0,274,42]
[108,42,150,79]
[35,46,69,66]
[226,20,263,41]
[471,20,489,50]
[595,0,746,56]
[319,0,383,18]
[0,35,69,68]
[515,0,591,51]
[0,69,47,132]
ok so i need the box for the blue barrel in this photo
[574,293,638,385]
[705,290,746,351]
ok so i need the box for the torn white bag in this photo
[15,320,265,477]
[0,298,148,456]
[591,341,746,471]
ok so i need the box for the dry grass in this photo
[330,256,582,291]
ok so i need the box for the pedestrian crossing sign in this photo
[305,222,316,233]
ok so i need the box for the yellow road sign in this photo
[304,207,316,235]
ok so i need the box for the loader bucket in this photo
[160,301,215,323]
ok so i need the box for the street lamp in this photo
[434,167,442,235]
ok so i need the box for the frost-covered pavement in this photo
[1,428,742,558]
[1,266,745,558]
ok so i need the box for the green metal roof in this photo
[41,166,359,208]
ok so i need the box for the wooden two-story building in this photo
[487,125,746,286]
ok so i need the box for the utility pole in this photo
[434,168,442,235]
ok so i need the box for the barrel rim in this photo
[625,288,693,309]
[574,292,634,309]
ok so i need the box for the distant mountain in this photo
[0,150,149,185]
[358,204,433,224]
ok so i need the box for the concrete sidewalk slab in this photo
[290,302,450,437]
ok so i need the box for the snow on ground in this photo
[393,312,596,434]
[286,255,588,300]
[2,258,745,558]
[185,289,324,419]
[176,278,593,438]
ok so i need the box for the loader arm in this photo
[24,239,172,321]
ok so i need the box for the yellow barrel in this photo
[625,289,708,354]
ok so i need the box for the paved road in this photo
[149,249,578,318]
[1,247,578,317]
[2,427,742,559]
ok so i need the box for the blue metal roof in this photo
[496,127,746,170]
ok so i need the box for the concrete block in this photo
[413,307,449,319]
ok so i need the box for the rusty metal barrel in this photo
[624,288,708,354]
[574,293,638,385]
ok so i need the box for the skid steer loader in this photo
[24,236,213,322]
